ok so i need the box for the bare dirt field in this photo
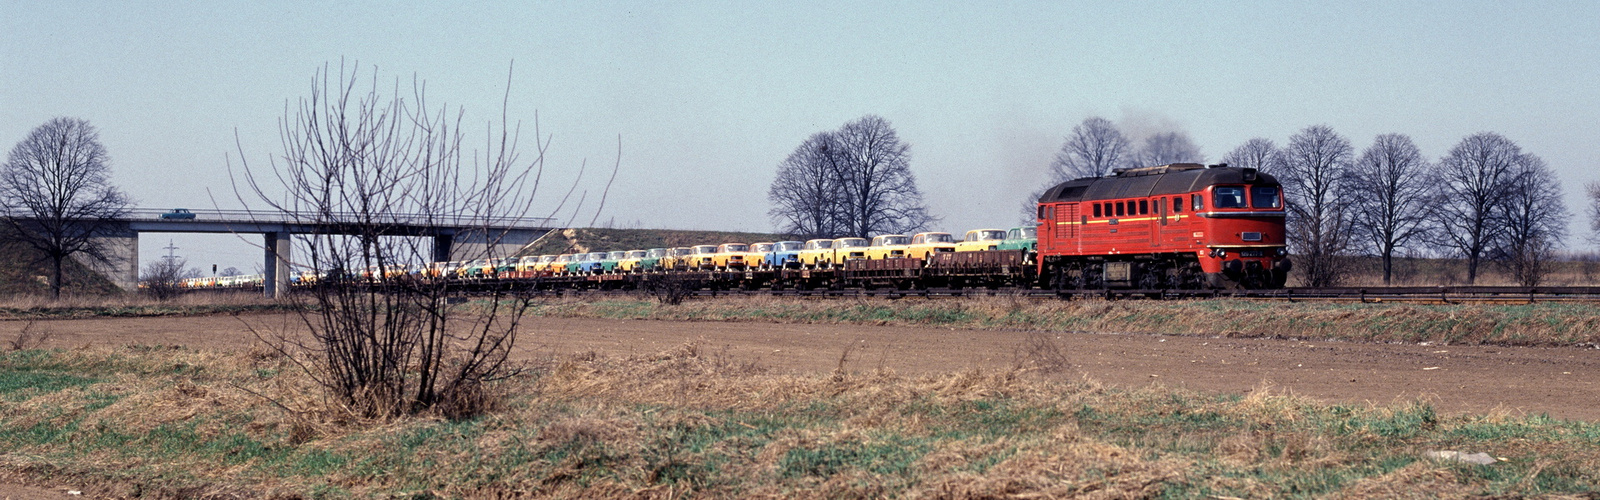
[5,313,1598,421]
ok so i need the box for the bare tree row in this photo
[1223,127,1569,286]
[1047,116,1206,181]
[768,115,937,239]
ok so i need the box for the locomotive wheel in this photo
[1135,263,1165,290]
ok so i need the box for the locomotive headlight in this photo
[1275,248,1288,257]
[1216,249,1227,258]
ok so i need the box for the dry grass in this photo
[1330,254,1600,287]
[1,342,1596,498]
[0,291,286,320]
[530,295,1600,348]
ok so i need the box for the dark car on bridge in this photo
[160,208,196,220]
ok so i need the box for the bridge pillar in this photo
[263,232,291,298]
[83,222,138,292]
[433,232,453,263]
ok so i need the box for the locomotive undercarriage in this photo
[1043,252,1286,291]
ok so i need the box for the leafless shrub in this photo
[646,273,695,306]
[7,321,52,350]
[1012,330,1072,375]
[140,257,199,302]
[231,61,601,419]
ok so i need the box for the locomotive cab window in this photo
[1192,194,1202,211]
[1251,186,1282,208]
[1213,187,1247,208]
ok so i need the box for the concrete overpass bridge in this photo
[90,209,556,297]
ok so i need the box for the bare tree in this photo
[1497,155,1568,286]
[1434,132,1524,284]
[233,61,558,418]
[769,115,935,239]
[834,116,936,237]
[0,118,132,299]
[1279,125,1355,287]
[1133,131,1204,167]
[1048,117,1131,181]
[767,132,845,239]
[1347,133,1433,284]
[1221,138,1281,174]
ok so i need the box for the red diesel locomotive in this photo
[1033,163,1291,289]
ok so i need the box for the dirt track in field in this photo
[5,313,1598,421]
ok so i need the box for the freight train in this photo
[171,163,1290,293]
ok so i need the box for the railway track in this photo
[448,283,1600,303]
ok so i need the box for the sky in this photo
[3,1,1598,273]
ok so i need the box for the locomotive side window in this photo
[1037,205,1046,220]
[1173,196,1182,213]
[1115,202,1125,217]
[1139,200,1148,215]
[1093,204,1102,217]
[1251,186,1282,208]
[1214,187,1247,208]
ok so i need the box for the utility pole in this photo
[162,239,180,264]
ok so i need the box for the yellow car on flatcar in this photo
[797,239,836,268]
[825,237,870,267]
[956,229,1007,252]
[690,245,720,270]
[662,247,693,270]
[864,234,911,260]
[748,242,775,269]
[712,243,751,270]
[618,250,650,272]
[906,232,957,259]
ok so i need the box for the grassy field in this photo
[1,342,1597,498]
[529,296,1600,348]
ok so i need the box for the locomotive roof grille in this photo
[1037,164,1279,204]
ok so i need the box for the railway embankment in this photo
[530,296,1600,348]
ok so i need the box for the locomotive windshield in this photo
[1213,187,1247,208]
[1251,186,1281,208]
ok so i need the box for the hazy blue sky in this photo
[4,1,1598,272]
